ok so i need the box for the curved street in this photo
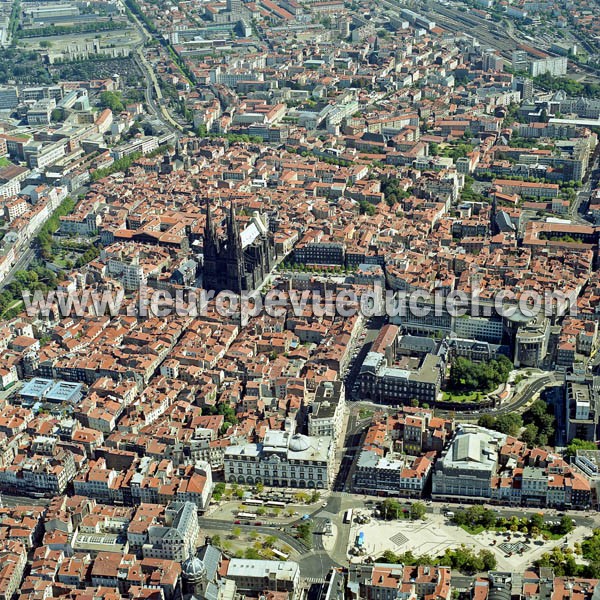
[116,0,183,134]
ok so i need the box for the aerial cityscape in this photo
[0,0,600,597]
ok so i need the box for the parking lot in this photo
[347,511,589,571]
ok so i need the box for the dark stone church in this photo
[203,200,276,293]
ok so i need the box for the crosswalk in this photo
[302,577,327,586]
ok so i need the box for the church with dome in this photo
[182,543,236,600]
[181,541,301,600]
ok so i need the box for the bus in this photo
[343,509,353,524]
[244,499,264,506]
[266,501,286,508]
[356,531,365,548]
[237,512,258,519]
[271,548,290,560]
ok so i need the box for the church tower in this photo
[182,541,208,599]
[224,202,245,293]
[203,198,220,291]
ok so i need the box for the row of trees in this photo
[478,412,523,437]
[279,262,355,274]
[380,499,426,521]
[451,505,574,537]
[296,521,312,545]
[37,196,77,260]
[91,145,170,182]
[19,20,125,38]
[381,546,497,574]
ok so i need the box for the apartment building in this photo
[353,450,434,497]
[224,559,300,600]
[493,179,559,199]
[308,380,346,438]
[0,446,77,496]
[294,239,346,266]
[142,501,199,562]
[0,541,27,600]
[346,563,451,600]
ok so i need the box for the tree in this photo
[410,502,426,521]
[559,515,574,535]
[232,527,241,538]
[477,414,496,429]
[245,548,261,559]
[566,438,597,457]
[382,499,402,520]
[213,482,226,501]
[480,549,497,570]
[494,413,523,437]
[582,530,600,563]
[212,534,221,547]
[99,90,124,112]
[358,199,376,216]
[255,481,264,494]
[521,423,539,446]
[480,508,497,529]
[382,549,401,564]
[296,522,312,545]
[530,513,545,531]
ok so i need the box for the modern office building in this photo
[432,425,505,501]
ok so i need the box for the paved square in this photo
[390,532,408,546]
[347,513,587,571]
[499,541,530,554]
